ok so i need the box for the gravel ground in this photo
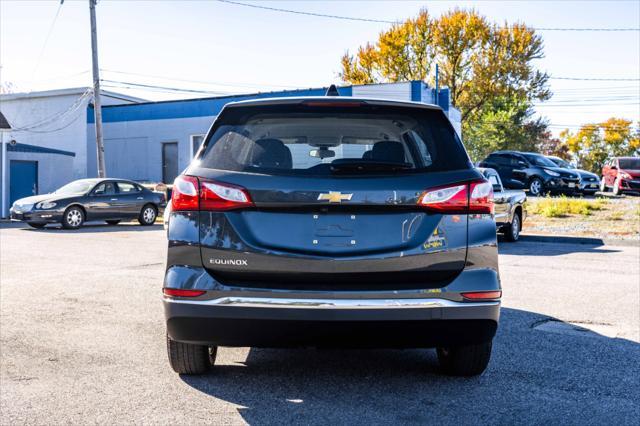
[1,223,638,425]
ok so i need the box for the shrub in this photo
[530,195,609,218]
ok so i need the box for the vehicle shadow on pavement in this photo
[180,308,639,425]
[498,236,622,256]
[16,222,163,233]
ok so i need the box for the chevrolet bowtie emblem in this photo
[317,191,353,203]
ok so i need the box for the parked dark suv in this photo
[164,96,501,377]
[479,150,580,196]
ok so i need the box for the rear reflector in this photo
[163,288,206,297]
[171,175,254,212]
[418,180,494,214]
[461,291,502,300]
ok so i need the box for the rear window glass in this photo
[197,104,470,176]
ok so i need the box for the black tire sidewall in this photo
[529,178,543,196]
[62,206,84,229]
[507,213,520,242]
[139,205,157,225]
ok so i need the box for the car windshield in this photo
[197,103,470,176]
[619,158,640,169]
[550,157,573,169]
[54,180,95,195]
[523,154,557,168]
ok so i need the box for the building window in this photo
[190,135,205,158]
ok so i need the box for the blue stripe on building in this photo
[88,86,354,124]
[8,142,75,157]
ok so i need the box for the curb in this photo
[518,233,640,247]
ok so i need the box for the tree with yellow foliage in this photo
[560,118,640,173]
[340,8,550,125]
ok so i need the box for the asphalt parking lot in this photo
[1,223,638,425]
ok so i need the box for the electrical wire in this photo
[10,89,93,132]
[101,69,302,90]
[216,0,640,32]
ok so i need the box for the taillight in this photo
[171,175,254,211]
[418,180,493,214]
[171,175,199,211]
[200,180,253,211]
[468,180,494,214]
[163,288,206,297]
[461,290,502,300]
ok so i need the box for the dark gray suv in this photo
[163,96,501,377]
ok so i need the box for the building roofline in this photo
[0,87,145,103]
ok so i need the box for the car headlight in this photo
[620,172,632,180]
[543,169,560,177]
[36,201,57,209]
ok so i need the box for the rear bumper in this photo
[164,296,500,347]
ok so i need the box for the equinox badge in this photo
[210,258,248,266]
[317,191,353,203]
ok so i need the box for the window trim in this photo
[190,134,206,159]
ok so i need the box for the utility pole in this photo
[89,0,106,178]
[435,63,439,107]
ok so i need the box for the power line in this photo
[216,0,640,32]
[101,69,300,90]
[550,76,640,81]
[101,79,232,95]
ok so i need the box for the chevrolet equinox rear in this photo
[164,96,500,377]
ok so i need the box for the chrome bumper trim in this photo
[164,296,499,310]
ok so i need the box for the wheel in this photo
[166,334,216,374]
[138,204,157,226]
[612,178,622,196]
[437,340,493,377]
[62,206,85,229]
[599,177,608,192]
[105,220,121,225]
[27,222,46,229]
[504,211,521,242]
[528,178,543,196]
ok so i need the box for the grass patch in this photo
[529,195,609,218]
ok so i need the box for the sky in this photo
[1,0,639,135]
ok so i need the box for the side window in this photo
[191,134,205,158]
[509,155,527,167]
[93,182,116,196]
[491,154,509,166]
[116,182,140,193]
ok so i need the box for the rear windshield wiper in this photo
[330,160,413,174]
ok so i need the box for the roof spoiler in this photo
[325,84,340,96]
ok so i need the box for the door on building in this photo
[162,142,179,184]
[10,160,38,205]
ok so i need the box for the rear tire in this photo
[27,222,46,229]
[62,206,84,230]
[105,220,121,225]
[437,340,493,377]
[138,204,157,226]
[528,178,543,197]
[166,334,215,375]
[504,211,521,242]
